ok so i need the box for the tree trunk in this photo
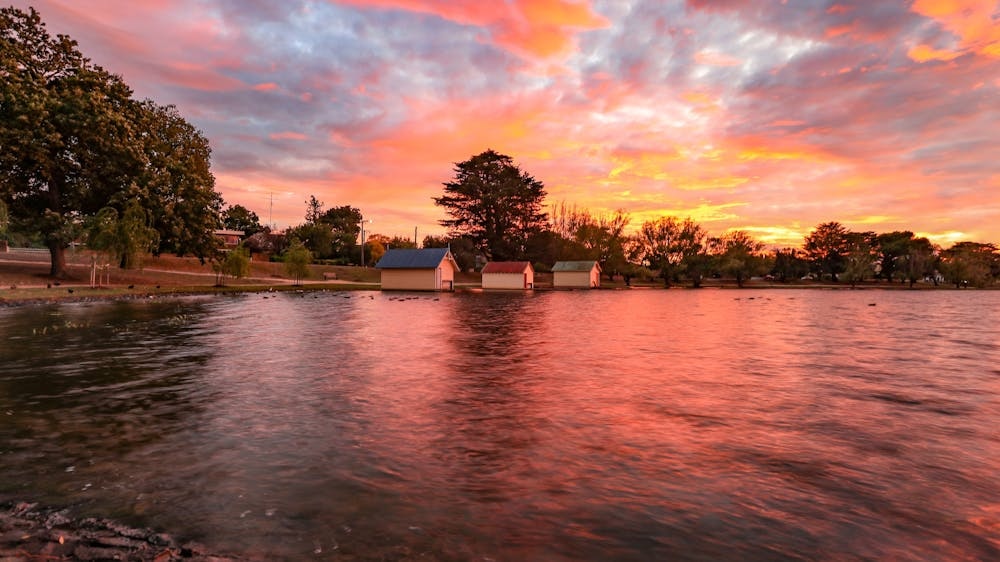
[48,243,68,278]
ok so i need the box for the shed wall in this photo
[482,271,532,289]
[381,269,437,291]
[553,269,599,288]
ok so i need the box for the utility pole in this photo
[359,215,372,267]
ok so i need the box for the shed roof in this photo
[481,261,533,274]
[552,260,600,272]
[375,247,456,269]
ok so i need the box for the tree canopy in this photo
[222,204,263,236]
[1,6,221,276]
[434,149,548,261]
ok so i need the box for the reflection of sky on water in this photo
[1,290,998,560]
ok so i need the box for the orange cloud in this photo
[253,82,280,92]
[333,0,608,58]
[909,0,1000,60]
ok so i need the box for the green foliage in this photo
[86,199,159,269]
[283,240,312,285]
[320,205,362,256]
[434,149,548,261]
[0,6,221,275]
[288,198,361,260]
[131,101,222,260]
[0,199,8,241]
[422,234,477,271]
[213,245,250,286]
[222,204,263,236]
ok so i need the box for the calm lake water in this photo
[1,289,999,560]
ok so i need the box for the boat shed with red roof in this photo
[481,261,534,290]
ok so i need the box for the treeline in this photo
[222,148,999,289]
[426,150,999,288]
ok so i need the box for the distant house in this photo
[481,261,534,290]
[213,229,244,251]
[376,248,460,291]
[552,260,601,288]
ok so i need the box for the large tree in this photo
[938,242,998,288]
[131,100,221,259]
[709,230,766,288]
[842,231,877,288]
[804,221,850,282]
[319,204,362,258]
[434,149,548,261]
[1,6,220,276]
[633,216,706,287]
[874,230,915,282]
[550,203,631,279]
[223,204,263,236]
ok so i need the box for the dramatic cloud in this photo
[11,0,999,246]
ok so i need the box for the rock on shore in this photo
[0,501,244,561]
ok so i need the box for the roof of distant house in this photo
[376,247,456,269]
[481,261,533,274]
[552,260,600,272]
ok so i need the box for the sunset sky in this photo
[12,0,1000,247]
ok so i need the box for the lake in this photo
[1,289,998,560]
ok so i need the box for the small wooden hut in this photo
[552,260,601,288]
[481,261,534,290]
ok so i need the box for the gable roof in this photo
[552,260,600,272]
[481,261,533,274]
[376,248,457,269]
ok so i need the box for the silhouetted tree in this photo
[709,230,766,288]
[434,149,547,261]
[842,231,877,287]
[939,242,998,288]
[634,216,706,287]
[770,248,810,282]
[804,222,850,281]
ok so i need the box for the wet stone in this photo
[1,501,246,561]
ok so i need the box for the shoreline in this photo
[0,500,247,561]
[1,252,992,309]
[0,281,989,308]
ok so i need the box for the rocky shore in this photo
[0,502,244,562]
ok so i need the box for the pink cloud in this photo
[269,132,309,141]
[331,0,609,58]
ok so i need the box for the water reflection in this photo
[1,290,998,560]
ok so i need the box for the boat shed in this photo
[376,248,460,291]
[481,261,534,290]
[552,260,601,288]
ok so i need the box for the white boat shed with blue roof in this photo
[375,248,460,291]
